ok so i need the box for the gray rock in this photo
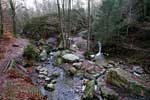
[51,80,57,84]
[38,74,46,79]
[44,83,55,91]
[52,72,60,78]
[45,77,51,82]
[62,54,79,62]
[40,50,47,61]
[132,66,144,74]
[73,62,82,69]
[36,66,42,72]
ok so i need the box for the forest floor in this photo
[0,33,44,100]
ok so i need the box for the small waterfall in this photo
[95,41,103,59]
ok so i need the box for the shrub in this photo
[23,45,38,60]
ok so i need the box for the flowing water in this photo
[34,52,81,100]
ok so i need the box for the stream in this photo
[32,51,82,100]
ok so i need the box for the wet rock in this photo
[62,54,79,62]
[39,68,48,75]
[51,80,57,84]
[39,71,48,76]
[45,77,51,82]
[73,62,82,69]
[132,66,144,74]
[36,66,42,72]
[101,86,119,100]
[68,67,77,76]
[38,74,46,79]
[52,72,60,78]
[107,68,150,95]
[40,50,47,61]
[44,83,55,91]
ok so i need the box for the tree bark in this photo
[57,0,65,48]
[68,0,71,37]
[0,0,3,36]
[9,0,16,36]
[87,0,91,52]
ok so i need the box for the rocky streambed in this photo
[29,37,150,100]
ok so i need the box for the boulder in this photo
[101,86,119,100]
[62,54,79,62]
[107,68,150,95]
[73,62,82,69]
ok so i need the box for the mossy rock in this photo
[101,86,119,100]
[83,80,95,99]
[67,67,77,76]
[107,69,129,89]
[107,68,149,95]
[53,57,63,66]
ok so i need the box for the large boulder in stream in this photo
[107,68,150,95]
[62,54,79,62]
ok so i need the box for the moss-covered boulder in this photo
[101,86,119,100]
[107,68,150,96]
[53,57,63,66]
[83,80,95,99]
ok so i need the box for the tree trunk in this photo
[57,0,65,48]
[87,0,91,52]
[62,0,65,31]
[0,0,3,36]
[9,0,16,36]
[68,0,71,37]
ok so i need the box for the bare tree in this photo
[68,0,71,37]
[87,0,91,52]
[57,0,65,48]
[9,0,16,36]
[0,0,3,36]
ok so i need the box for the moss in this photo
[107,70,128,89]
[53,57,62,66]
[129,83,150,96]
